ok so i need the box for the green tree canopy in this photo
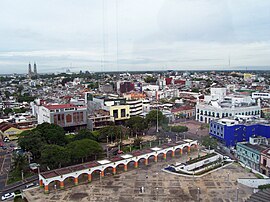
[126,116,147,135]
[144,76,157,83]
[67,139,103,163]
[41,145,70,169]
[171,125,188,133]
[98,125,124,142]
[73,129,97,141]
[12,153,28,172]
[202,136,218,149]
[145,110,167,126]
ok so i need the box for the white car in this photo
[1,192,15,201]
[25,182,37,188]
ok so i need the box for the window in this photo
[113,110,118,118]
[121,109,126,117]
[263,159,267,166]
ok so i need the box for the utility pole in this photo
[156,104,159,133]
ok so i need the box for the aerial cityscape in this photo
[1,1,270,202]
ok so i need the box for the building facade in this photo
[196,88,261,124]
[260,148,270,177]
[236,141,263,171]
[209,117,270,147]
[126,99,143,117]
[37,104,87,131]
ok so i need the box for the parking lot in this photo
[23,150,256,202]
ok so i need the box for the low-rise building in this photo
[196,88,261,124]
[171,106,195,119]
[261,148,270,177]
[210,116,270,147]
[36,104,87,131]
[88,110,114,131]
[236,136,269,172]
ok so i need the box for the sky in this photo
[0,0,270,74]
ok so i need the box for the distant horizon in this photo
[1,66,270,76]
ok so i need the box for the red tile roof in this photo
[171,106,194,113]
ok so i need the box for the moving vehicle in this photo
[25,182,37,188]
[1,192,15,201]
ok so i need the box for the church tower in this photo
[28,63,32,78]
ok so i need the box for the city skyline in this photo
[1,0,270,73]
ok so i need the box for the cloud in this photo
[0,0,270,73]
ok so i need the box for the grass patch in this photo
[258,184,270,190]
[14,196,28,202]
[186,153,217,165]
[255,173,264,179]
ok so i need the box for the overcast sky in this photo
[0,0,270,74]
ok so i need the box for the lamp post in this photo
[156,187,159,201]
[106,136,109,158]
[21,170,24,181]
[99,171,102,184]
[236,187,239,202]
[156,104,159,133]
[197,187,200,202]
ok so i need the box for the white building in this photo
[126,100,143,117]
[34,103,87,130]
[196,88,261,124]
[252,92,270,99]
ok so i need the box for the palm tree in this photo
[12,153,28,172]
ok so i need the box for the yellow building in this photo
[0,122,33,140]
[109,105,130,121]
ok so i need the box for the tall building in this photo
[27,62,38,78]
[28,63,32,78]
[33,62,37,76]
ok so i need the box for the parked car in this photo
[1,192,15,201]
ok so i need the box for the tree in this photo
[98,125,124,142]
[41,145,70,169]
[73,129,97,141]
[3,108,13,115]
[35,123,67,146]
[202,136,218,149]
[18,131,44,160]
[133,137,143,148]
[67,139,103,163]
[144,76,157,83]
[145,110,166,126]
[12,153,28,172]
[126,116,147,136]
[171,125,188,133]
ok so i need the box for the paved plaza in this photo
[24,151,256,202]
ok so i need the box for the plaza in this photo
[24,149,256,202]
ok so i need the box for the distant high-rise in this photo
[28,62,38,78]
[34,62,37,76]
[28,63,32,78]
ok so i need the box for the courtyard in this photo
[23,150,256,202]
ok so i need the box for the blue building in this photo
[209,116,270,147]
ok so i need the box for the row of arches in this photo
[40,143,198,193]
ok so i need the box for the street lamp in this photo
[99,171,102,184]
[106,136,109,158]
[21,170,24,181]
[156,187,159,201]
[236,187,239,202]
[197,187,200,202]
